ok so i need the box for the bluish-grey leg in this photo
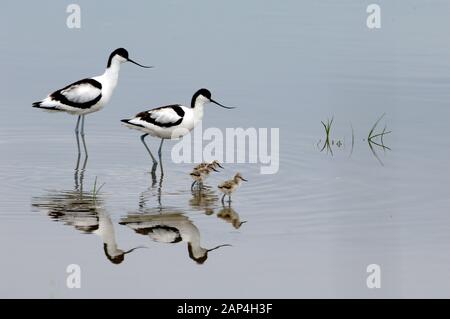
[140,134,157,164]
[75,115,81,161]
[158,138,164,176]
[74,116,81,189]
[80,115,88,158]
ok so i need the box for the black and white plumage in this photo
[130,104,186,132]
[32,48,151,156]
[32,78,103,113]
[121,88,235,169]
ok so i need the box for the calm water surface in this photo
[1,1,450,298]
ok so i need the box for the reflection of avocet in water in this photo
[31,189,144,264]
[120,163,237,264]
[120,212,230,264]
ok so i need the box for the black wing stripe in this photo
[137,104,185,128]
[50,78,102,109]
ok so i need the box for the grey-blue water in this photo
[1,0,450,298]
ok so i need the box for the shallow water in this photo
[1,0,450,298]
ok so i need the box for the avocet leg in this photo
[158,138,164,175]
[140,134,157,164]
[74,115,81,159]
[80,115,88,158]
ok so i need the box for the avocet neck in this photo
[94,59,122,104]
[192,96,208,124]
[102,59,121,88]
[187,231,207,258]
[95,212,121,255]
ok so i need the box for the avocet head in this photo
[107,48,152,68]
[103,244,146,264]
[188,243,231,264]
[191,88,235,109]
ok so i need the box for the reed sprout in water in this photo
[317,114,391,165]
[320,117,334,155]
[367,113,392,165]
[92,176,105,203]
[318,117,345,155]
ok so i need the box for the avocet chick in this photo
[190,164,219,190]
[194,160,223,171]
[217,173,248,204]
[190,170,204,190]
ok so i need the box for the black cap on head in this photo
[191,88,211,108]
[113,48,129,58]
[107,48,129,67]
[103,243,125,264]
[187,243,208,264]
[191,88,235,109]
[196,88,211,99]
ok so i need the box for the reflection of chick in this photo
[218,173,248,203]
[190,163,220,190]
[217,206,246,229]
